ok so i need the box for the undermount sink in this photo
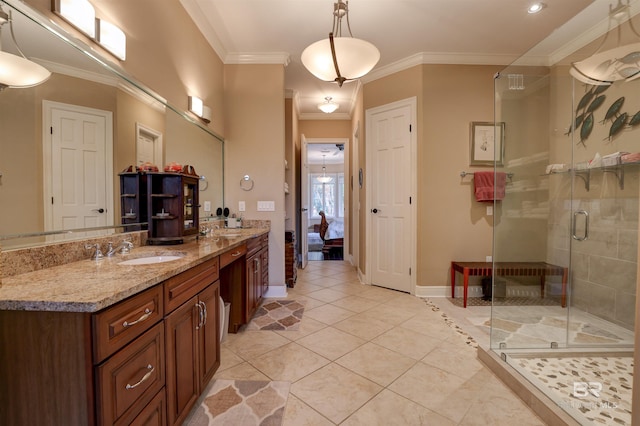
[118,255,184,265]
[220,233,241,238]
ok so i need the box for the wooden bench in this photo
[450,261,568,308]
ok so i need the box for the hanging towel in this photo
[474,171,507,202]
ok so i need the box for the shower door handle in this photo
[572,210,589,241]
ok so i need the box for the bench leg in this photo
[463,270,469,308]
[450,262,456,299]
[561,268,568,308]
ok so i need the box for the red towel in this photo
[474,171,506,202]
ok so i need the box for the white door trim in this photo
[42,100,114,232]
[365,97,417,294]
[305,137,350,262]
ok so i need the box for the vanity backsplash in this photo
[0,219,271,281]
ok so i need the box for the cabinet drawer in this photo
[164,257,219,313]
[93,285,164,363]
[116,388,166,426]
[246,237,261,258]
[96,322,165,426]
[220,244,247,268]
[260,234,269,248]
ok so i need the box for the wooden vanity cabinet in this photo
[245,234,269,323]
[164,257,220,426]
[0,284,166,426]
[220,233,269,334]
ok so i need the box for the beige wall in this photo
[224,64,286,287]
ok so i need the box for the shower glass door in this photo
[491,4,637,422]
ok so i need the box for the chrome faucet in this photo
[106,240,134,257]
[85,243,104,261]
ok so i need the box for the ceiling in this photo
[178,0,608,119]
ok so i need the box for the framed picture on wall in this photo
[469,121,505,166]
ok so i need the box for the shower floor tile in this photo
[511,354,633,426]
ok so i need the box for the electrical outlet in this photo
[486,205,493,216]
[203,201,211,212]
[486,256,492,262]
[239,201,245,212]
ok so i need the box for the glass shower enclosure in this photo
[492,1,637,424]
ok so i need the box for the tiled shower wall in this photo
[547,171,638,331]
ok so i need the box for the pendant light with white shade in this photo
[301,0,379,87]
[318,96,339,113]
[317,155,333,183]
[0,6,51,90]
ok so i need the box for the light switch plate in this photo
[239,201,246,212]
[257,201,275,211]
[203,201,211,212]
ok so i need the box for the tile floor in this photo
[212,260,546,425]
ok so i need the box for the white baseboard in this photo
[415,285,483,298]
[414,284,544,299]
[263,285,288,298]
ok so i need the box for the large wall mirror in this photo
[0,0,224,249]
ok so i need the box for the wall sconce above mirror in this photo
[53,0,126,61]
[188,95,212,123]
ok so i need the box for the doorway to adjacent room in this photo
[302,139,348,262]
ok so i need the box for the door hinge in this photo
[409,267,411,276]
[409,124,412,132]
[51,197,54,204]
[50,127,53,135]
[409,196,412,205]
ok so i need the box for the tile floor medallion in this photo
[512,355,633,426]
[185,380,289,426]
[245,299,306,331]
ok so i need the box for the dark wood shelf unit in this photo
[146,169,199,245]
[119,168,148,230]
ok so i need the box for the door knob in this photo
[371,208,379,214]
[92,208,105,213]
[301,208,308,212]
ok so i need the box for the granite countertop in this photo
[0,228,268,313]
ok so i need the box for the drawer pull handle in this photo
[126,364,154,390]
[123,308,153,328]
[201,301,208,326]
[231,251,242,257]
[196,302,204,329]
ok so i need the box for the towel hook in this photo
[240,174,254,191]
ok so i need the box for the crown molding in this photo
[225,52,291,65]
[36,58,119,86]
[178,0,228,60]
[361,52,522,84]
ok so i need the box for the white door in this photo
[44,101,113,232]
[367,99,415,293]
[136,123,163,168]
[300,135,309,268]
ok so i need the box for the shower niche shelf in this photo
[548,161,640,191]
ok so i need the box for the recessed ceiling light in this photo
[528,2,546,14]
